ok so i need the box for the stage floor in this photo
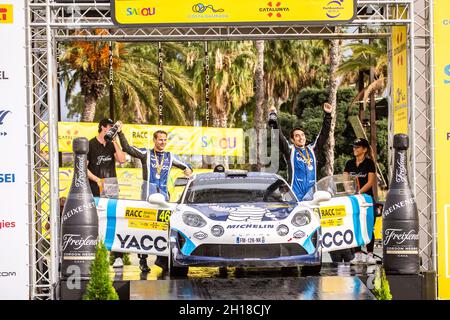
[109,263,377,300]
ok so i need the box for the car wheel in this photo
[219,267,228,277]
[301,264,322,276]
[168,238,189,277]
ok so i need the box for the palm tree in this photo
[324,37,344,176]
[115,43,195,125]
[337,39,388,111]
[264,40,329,112]
[186,41,256,128]
[254,40,265,171]
[63,41,195,125]
[59,29,112,122]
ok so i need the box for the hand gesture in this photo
[184,168,193,177]
[268,106,277,115]
[323,102,333,114]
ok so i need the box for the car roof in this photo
[193,171,281,180]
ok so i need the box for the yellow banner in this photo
[0,4,13,24]
[434,0,450,300]
[111,0,356,26]
[53,122,243,156]
[392,26,408,135]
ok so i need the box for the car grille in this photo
[190,243,308,259]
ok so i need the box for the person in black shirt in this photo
[87,118,127,268]
[344,138,377,265]
[87,118,126,196]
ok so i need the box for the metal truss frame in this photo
[27,0,435,300]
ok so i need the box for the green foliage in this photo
[372,267,393,300]
[109,252,131,266]
[375,118,389,184]
[83,241,119,300]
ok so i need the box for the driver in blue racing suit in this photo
[268,102,333,201]
[118,129,193,273]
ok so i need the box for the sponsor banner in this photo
[319,195,373,252]
[96,197,176,256]
[434,0,450,300]
[46,122,243,156]
[40,167,211,239]
[111,0,357,27]
[0,0,29,299]
[392,26,408,135]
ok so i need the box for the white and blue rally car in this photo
[96,171,374,277]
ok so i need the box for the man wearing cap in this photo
[268,102,333,201]
[344,138,377,265]
[87,118,126,196]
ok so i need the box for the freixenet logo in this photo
[0,110,11,137]
[0,4,13,24]
[259,2,289,18]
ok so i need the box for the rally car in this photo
[168,171,323,276]
[96,171,374,277]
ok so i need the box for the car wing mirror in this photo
[147,193,171,208]
[311,191,332,206]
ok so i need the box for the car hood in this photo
[185,202,298,222]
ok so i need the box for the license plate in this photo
[236,236,265,244]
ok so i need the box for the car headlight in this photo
[182,212,207,228]
[291,210,311,227]
[277,224,289,236]
[211,225,224,237]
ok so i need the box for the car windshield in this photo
[184,177,297,204]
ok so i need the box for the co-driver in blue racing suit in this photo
[117,129,193,273]
[268,103,333,201]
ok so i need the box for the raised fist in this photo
[323,102,333,114]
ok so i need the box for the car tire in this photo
[301,264,322,276]
[168,253,188,277]
[219,267,228,277]
[168,235,189,277]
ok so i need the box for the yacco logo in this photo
[192,3,224,13]
[0,5,13,24]
[259,2,289,18]
[126,7,156,16]
[324,0,344,19]
[0,110,11,137]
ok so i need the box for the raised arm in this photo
[268,107,291,160]
[311,102,332,152]
[117,131,146,160]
